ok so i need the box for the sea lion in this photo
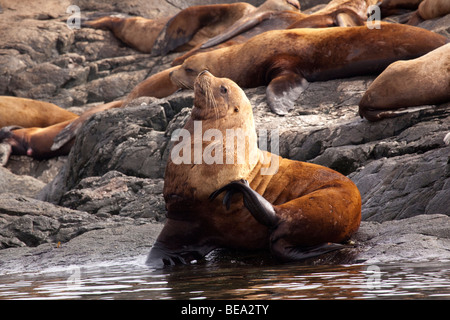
[50,100,123,152]
[146,71,362,267]
[417,0,450,19]
[171,2,370,67]
[171,10,304,66]
[200,0,374,50]
[377,0,423,16]
[0,100,123,162]
[152,0,300,56]
[359,43,450,121]
[406,0,450,24]
[0,96,78,128]
[82,15,170,53]
[0,120,75,160]
[169,24,447,115]
[83,1,300,55]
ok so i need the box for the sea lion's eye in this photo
[234,107,239,112]
[220,86,228,94]
[185,67,195,74]
[287,0,300,10]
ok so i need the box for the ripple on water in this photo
[0,259,449,300]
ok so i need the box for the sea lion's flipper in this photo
[146,241,206,268]
[51,100,123,151]
[266,72,308,115]
[0,126,25,160]
[336,12,361,27]
[0,143,12,166]
[81,15,123,29]
[200,11,271,49]
[209,179,279,227]
[152,3,251,56]
[51,119,79,151]
[271,240,347,262]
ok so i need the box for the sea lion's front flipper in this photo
[146,241,207,268]
[209,179,279,227]
[271,240,347,262]
[266,72,308,115]
[51,100,123,151]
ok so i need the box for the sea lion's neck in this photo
[246,150,281,194]
[164,117,261,200]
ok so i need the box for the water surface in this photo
[0,254,449,300]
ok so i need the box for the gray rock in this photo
[349,147,450,221]
[0,191,159,252]
[5,155,67,184]
[0,167,45,197]
[0,222,163,274]
[353,214,450,264]
[60,171,165,220]
[0,193,98,248]
[38,95,195,204]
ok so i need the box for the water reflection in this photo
[0,255,449,300]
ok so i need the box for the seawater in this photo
[0,255,449,300]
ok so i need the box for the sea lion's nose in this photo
[199,70,210,77]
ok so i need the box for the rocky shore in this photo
[0,0,449,274]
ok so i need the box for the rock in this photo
[0,167,45,197]
[38,95,194,204]
[60,171,165,220]
[0,192,158,251]
[0,193,98,248]
[349,146,450,221]
[0,214,448,273]
[0,222,163,273]
[353,214,450,264]
[5,155,67,184]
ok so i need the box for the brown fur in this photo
[359,43,450,121]
[418,0,450,20]
[171,24,446,89]
[171,0,374,66]
[1,120,74,158]
[147,72,361,266]
[0,96,78,128]
[168,24,446,115]
[83,16,170,53]
[0,100,123,160]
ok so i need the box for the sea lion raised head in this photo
[147,72,362,267]
[192,70,253,122]
[164,70,260,202]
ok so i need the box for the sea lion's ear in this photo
[266,72,308,115]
